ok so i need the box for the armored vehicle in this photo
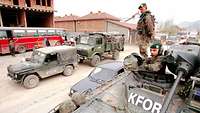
[7,46,78,89]
[50,42,200,113]
[76,32,125,66]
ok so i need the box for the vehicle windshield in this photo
[30,51,46,63]
[88,67,116,81]
[79,36,96,45]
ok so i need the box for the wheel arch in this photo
[21,72,41,82]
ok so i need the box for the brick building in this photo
[54,14,79,32]
[54,11,136,43]
[0,0,54,27]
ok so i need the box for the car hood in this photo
[71,77,102,93]
[76,44,93,51]
[8,61,40,73]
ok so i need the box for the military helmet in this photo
[138,3,147,9]
[150,42,163,55]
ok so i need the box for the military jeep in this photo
[76,32,125,66]
[7,46,78,89]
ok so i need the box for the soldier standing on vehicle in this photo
[9,38,15,56]
[136,3,155,58]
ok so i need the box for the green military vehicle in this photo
[7,46,78,89]
[76,32,125,66]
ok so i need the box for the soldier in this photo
[141,42,164,72]
[136,3,155,58]
[9,38,15,56]
[124,43,164,73]
[43,37,50,47]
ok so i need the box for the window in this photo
[96,38,102,44]
[0,30,7,39]
[47,30,55,35]
[36,0,40,5]
[13,30,26,37]
[26,30,37,36]
[47,0,51,6]
[38,30,47,36]
[42,0,46,6]
[45,54,57,62]
[56,30,64,36]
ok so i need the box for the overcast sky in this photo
[54,0,200,24]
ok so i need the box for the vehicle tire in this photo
[63,65,74,76]
[79,59,84,63]
[90,55,100,67]
[17,45,26,53]
[23,74,39,89]
[112,50,119,60]
[55,41,61,46]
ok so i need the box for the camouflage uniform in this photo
[140,56,164,72]
[124,54,164,73]
[58,92,86,113]
[136,11,155,58]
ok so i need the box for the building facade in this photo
[0,0,54,27]
[55,11,136,43]
[54,14,79,32]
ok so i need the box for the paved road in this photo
[0,44,138,113]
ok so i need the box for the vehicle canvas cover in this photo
[37,46,77,61]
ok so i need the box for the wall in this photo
[55,21,76,32]
[107,21,130,42]
[77,20,106,32]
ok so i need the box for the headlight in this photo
[70,89,76,95]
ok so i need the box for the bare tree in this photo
[159,19,180,35]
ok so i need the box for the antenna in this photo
[124,12,139,22]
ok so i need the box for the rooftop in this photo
[54,14,79,22]
[37,46,76,54]
[78,11,121,21]
[108,20,137,30]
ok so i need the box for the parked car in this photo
[69,61,124,96]
[7,46,78,89]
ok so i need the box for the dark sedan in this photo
[69,61,124,96]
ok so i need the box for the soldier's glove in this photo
[131,53,144,66]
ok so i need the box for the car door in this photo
[95,36,104,54]
[38,53,64,78]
